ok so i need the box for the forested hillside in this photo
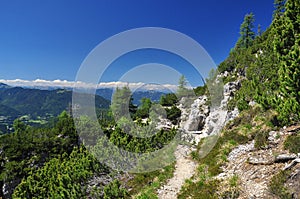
[177,0,300,197]
[0,86,110,133]
[218,0,299,126]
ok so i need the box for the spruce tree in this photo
[273,0,286,20]
[236,13,255,48]
[177,75,193,98]
[111,86,136,120]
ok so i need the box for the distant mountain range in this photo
[0,83,169,133]
[0,82,168,105]
[95,88,166,105]
[0,83,110,133]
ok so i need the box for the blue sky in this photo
[0,0,275,87]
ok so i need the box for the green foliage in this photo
[13,147,108,199]
[177,75,194,98]
[159,93,178,106]
[111,87,137,120]
[128,164,175,197]
[178,177,219,199]
[273,0,286,19]
[273,0,300,125]
[229,175,239,188]
[284,132,300,153]
[105,127,178,153]
[219,175,240,199]
[0,87,110,126]
[236,13,255,49]
[13,119,27,133]
[269,170,292,198]
[220,25,283,114]
[103,179,128,199]
[216,2,298,117]
[0,113,79,198]
[135,98,152,119]
[218,50,237,73]
[237,98,249,112]
[166,105,181,125]
[193,85,207,96]
[254,131,269,149]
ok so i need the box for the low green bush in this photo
[284,132,300,153]
[254,131,269,149]
[269,170,292,199]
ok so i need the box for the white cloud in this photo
[0,79,178,91]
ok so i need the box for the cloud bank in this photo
[0,79,178,91]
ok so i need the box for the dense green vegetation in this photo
[93,87,180,164]
[159,93,178,106]
[274,0,300,125]
[269,170,293,198]
[126,163,175,198]
[0,111,134,199]
[284,131,300,153]
[12,147,109,199]
[178,0,300,197]
[0,111,79,198]
[236,12,255,49]
[219,0,299,126]
[0,83,182,198]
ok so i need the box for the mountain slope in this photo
[0,85,110,130]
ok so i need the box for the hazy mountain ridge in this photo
[0,84,110,132]
[1,82,168,104]
[0,83,168,132]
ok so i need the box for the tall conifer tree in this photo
[236,13,255,48]
[273,0,286,19]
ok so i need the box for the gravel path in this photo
[157,145,197,199]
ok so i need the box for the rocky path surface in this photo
[156,80,241,198]
[217,140,281,198]
[157,145,197,199]
[217,129,300,198]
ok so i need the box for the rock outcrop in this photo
[178,79,241,144]
[180,95,209,132]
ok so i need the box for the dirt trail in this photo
[157,145,197,199]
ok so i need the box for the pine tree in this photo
[236,13,255,48]
[177,75,193,98]
[273,0,300,124]
[273,0,286,20]
[111,87,136,120]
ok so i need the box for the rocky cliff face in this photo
[179,78,241,143]
[180,95,209,132]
